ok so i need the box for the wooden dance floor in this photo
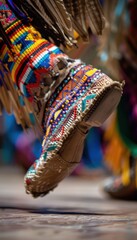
[0,167,137,240]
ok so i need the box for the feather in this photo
[24,0,54,28]
[46,0,72,33]
[39,0,73,44]
[64,0,105,39]
[85,0,105,35]
[63,0,88,40]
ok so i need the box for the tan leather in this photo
[59,125,88,164]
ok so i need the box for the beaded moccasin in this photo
[25,65,123,197]
[0,1,123,197]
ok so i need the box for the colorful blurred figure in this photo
[0,112,42,170]
[101,0,137,199]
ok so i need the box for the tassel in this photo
[0,62,42,136]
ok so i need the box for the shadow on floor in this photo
[0,203,121,216]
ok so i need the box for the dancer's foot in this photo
[25,66,123,197]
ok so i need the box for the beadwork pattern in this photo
[25,66,114,189]
[0,2,70,101]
